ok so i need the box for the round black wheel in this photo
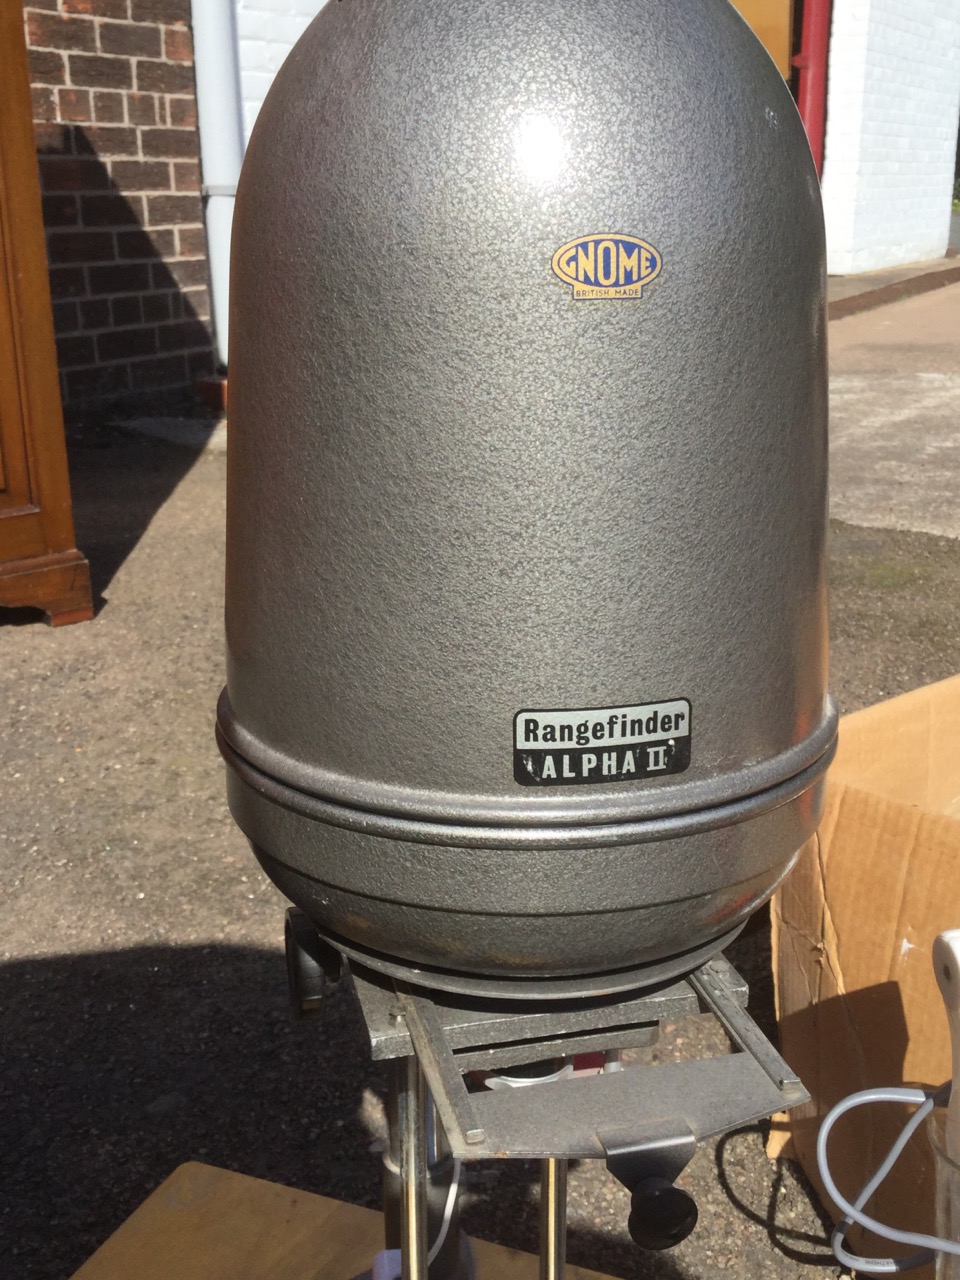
[628,1177,698,1251]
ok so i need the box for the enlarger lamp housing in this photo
[218,0,836,989]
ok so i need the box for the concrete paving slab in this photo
[829,283,960,538]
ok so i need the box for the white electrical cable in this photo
[817,1084,956,1273]
[375,1144,461,1270]
[427,1157,462,1266]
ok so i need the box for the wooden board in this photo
[70,1162,615,1280]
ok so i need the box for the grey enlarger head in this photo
[217,0,836,993]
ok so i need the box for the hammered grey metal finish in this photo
[221,0,835,980]
[227,759,823,977]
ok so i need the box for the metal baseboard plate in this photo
[347,954,807,1162]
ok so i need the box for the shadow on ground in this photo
[0,943,682,1279]
[0,942,837,1280]
[0,945,377,1278]
[2,419,216,630]
[67,420,216,613]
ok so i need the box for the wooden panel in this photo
[0,182,39,524]
[0,0,92,623]
[729,0,795,78]
[70,1162,615,1280]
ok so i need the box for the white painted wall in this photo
[822,0,960,274]
[234,0,329,142]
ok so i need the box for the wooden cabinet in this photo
[0,2,92,626]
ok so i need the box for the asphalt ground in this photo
[3,284,960,1280]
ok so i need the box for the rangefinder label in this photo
[551,234,662,300]
[514,699,691,787]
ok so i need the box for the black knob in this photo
[284,908,342,1018]
[627,1176,698,1251]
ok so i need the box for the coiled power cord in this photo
[817,1082,956,1273]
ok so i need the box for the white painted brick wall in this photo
[234,0,329,141]
[822,0,960,273]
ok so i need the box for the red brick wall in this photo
[24,0,216,411]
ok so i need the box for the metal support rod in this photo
[383,1061,403,1251]
[539,1157,567,1280]
[400,1054,430,1280]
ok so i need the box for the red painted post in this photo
[793,0,832,175]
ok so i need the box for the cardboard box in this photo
[770,676,960,1265]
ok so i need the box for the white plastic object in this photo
[933,930,960,1164]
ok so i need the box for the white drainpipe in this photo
[191,0,245,369]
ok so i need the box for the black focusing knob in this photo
[628,1177,699,1251]
[284,908,342,1019]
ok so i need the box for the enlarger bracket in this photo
[347,953,808,1162]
